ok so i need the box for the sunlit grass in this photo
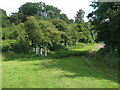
[2,43,118,88]
[2,56,118,88]
[71,43,100,51]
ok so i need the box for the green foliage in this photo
[75,9,85,24]
[39,20,62,46]
[2,28,9,40]
[2,40,18,52]
[2,39,31,53]
[52,19,68,31]
[52,19,77,46]
[18,2,69,21]
[13,40,32,53]
[19,23,26,41]
[9,24,19,39]
[1,2,96,54]
[2,24,19,40]
[24,16,63,52]
[25,16,40,47]
[67,23,79,46]
[76,22,95,43]
[19,2,39,16]
[88,2,120,52]
[49,44,67,51]
[9,13,26,25]
[0,9,11,28]
[59,14,70,23]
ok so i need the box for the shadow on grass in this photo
[32,49,118,85]
[3,50,118,85]
[37,56,118,84]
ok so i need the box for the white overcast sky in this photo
[0,0,94,22]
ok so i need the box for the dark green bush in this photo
[2,40,32,53]
[2,40,18,52]
[3,52,37,61]
[54,50,89,58]
[13,40,32,53]
[49,44,67,51]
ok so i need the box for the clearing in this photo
[2,44,118,88]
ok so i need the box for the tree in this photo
[19,23,26,41]
[9,12,26,25]
[76,21,94,43]
[0,9,11,28]
[24,16,63,56]
[52,19,70,46]
[19,2,69,21]
[59,14,70,23]
[2,23,19,40]
[25,16,39,48]
[19,2,39,16]
[75,9,85,24]
[88,2,120,52]
[68,23,79,48]
[39,20,62,56]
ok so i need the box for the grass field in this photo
[2,43,118,88]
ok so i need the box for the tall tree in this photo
[0,9,11,28]
[19,2,69,21]
[76,22,93,43]
[52,19,70,46]
[19,2,39,16]
[39,20,62,55]
[25,16,39,48]
[9,12,26,25]
[75,9,85,24]
[88,2,120,52]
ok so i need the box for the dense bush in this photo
[2,40,18,52]
[49,44,67,51]
[3,52,37,61]
[13,40,32,53]
[2,40,32,53]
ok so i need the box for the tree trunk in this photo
[45,47,47,56]
[35,47,39,55]
[40,48,43,55]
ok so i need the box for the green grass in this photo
[0,53,2,90]
[2,43,118,88]
[53,43,100,58]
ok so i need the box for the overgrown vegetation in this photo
[1,2,96,55]
[1,1,119,88]
[87,2,119,70]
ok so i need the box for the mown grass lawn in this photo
[2,44,118,88]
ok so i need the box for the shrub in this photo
[49,44,67,51]
[2,40,18,52]
[13,40,32,53]
[2,40,32,53]
[3,52,37,61]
